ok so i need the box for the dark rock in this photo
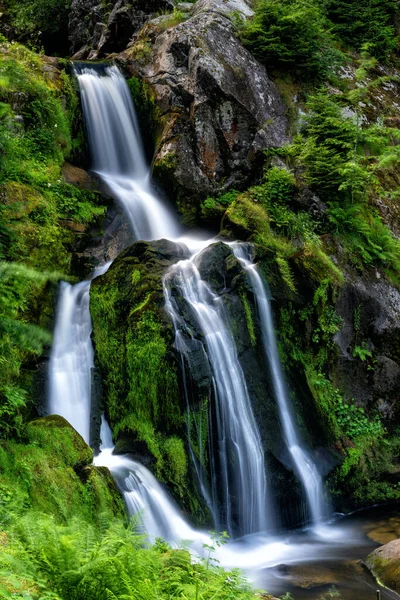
[69,0,174,58]
[332,274,400,426]
[118,1,287,222]
[69,0,110,57]
[294,188,328,224]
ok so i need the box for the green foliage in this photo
[241,0,340,79]
[0,38,106,439]
[3,0,72,54]
[327,0,398,60]
[280,88,400,275]
[0,514,258,600]
[201,190,239,222]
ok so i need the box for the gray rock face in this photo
[333,274,400,425]
[118,4,287,221]
[69,0,110,57]
[69,0,173,58]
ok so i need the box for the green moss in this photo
[0,416,124,524]
[127,76,163,149]
[241,292,257,347]
[163,436,188,493]
[90,244,198,505]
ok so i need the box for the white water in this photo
[95,417,210,548]
[46,63,339,570]
[75,64,180,242]
[163,251,271,537]
[48,263,110,443]
[233,244,326,527]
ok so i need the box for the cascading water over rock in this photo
[95,417,210,547]
[47,63,335,559]
[74,63,179,242]
[163,251,273,537]
[232,244,327,527]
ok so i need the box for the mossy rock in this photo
[27,415,94,469]
[90,239,207,516]
[0,415,124,524]
[365,539,400,594]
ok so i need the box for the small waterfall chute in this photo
[232,244,327,527]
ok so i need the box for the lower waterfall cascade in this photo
[46,62,350,577]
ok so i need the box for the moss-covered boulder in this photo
[90,239,209,519]
[365,539,400,594]
[0,415,125,523]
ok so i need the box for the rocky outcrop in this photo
[116,0,287,223]
[69,0,173,58]
[365,539,400,594]
[332,273,400,427]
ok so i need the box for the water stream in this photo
[48,263,110,444]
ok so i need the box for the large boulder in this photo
[365,539,400,594]
[117,1,287,223]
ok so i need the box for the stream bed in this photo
[254,505,400,599]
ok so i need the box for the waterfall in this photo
[74,64,180,242]
[48,263,110,444]
[47,62,332,553]
[163,252,272,537]
[95,417,210,548]
[233,244,326,526]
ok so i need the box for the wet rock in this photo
[69,0,109,57]
[332,275,400,426]
[278,563,341,589]
[365,539,400,594]
[118,3,287,222]
[62,163,99,191]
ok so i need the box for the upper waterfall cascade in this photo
[48,63,333,556]
[74,64,180,242]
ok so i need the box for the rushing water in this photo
[95,417,210,548]
[74,63,179,241]
[48,263,110,444]
[232,244,327,527]
[164,252,272,537]
[45,62,395,598]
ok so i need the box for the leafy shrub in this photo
[0,514,258,600]
[3,0,72,54]
[201,190,239,222]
